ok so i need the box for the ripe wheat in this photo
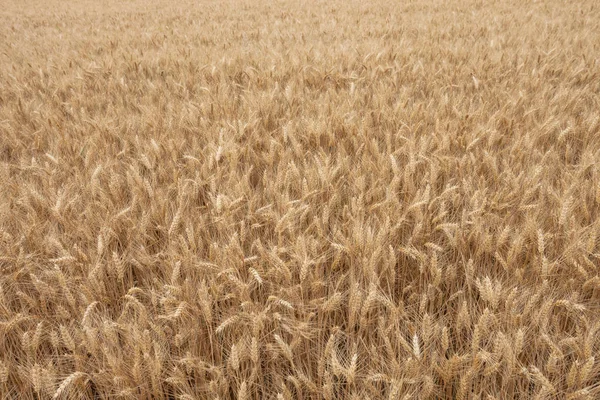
[1,0,600,398]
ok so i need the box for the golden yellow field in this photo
[1,0,600,398]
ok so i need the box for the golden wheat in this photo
[1,0,600,398]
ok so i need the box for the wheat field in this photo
[1,0,600,398]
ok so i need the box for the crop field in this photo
[1,0,600,398]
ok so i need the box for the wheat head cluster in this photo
[1,0,599,399]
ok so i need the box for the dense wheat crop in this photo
[1,0,600,398]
